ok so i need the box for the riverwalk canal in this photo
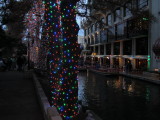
[78,71,160,120]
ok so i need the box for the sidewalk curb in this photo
[32,73,62,120]
[89,69,160,85]
[120,73,160,85]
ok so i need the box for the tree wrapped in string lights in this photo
[25,0,45,69]
[43,0,80,119]
[42,0,62,108]
[55,0,80,119]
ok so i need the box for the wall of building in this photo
[150,0,160,71]
[78,35,84,44]
[81,0,157,71]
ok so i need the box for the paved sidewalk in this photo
[89,69,160,85]
[0,71,44,120]
[120,72,160,84]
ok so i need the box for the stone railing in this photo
[33,74,62,120]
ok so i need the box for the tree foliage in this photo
[0,26,27,57]
[77,0,155,28]
[1,0,33,37]
[0,0,33,56]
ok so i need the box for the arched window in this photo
[106,14,112,26]
[114,8,121,22]
[123,2,132,17]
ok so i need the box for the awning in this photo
[111,55,122,58]
[122,55,148,59]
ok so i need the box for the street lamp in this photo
[27,33,30,70]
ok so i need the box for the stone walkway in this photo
[120,72,160,84]
[89,69,160,85]
[0,71,44,120]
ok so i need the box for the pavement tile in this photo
[0,71,44,120]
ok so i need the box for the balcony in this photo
[95,40,100,44]
[100,30,107,43]
[91,9,104,17]
[127,18,148,38]
[80,18,92,28]
[107,27,115,42]
[116,22,128,40]
[101,39,108,44]
[87,40,94,45]
[128,29,148,38]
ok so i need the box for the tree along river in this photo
[78,71,160,120]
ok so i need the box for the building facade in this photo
[81,0,160,71]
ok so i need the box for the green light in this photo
[148,55,150,60]
[147,56,151,70]
[143,17,148,21]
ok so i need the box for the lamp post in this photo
[27,33,30,70]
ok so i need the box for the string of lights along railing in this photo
[43,0,80,119]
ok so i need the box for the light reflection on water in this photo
[78,71,160,120]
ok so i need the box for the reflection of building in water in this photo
[122,78,126,90]
[145,86,151,102]
[148,86,160,105]
[79,72,160,120]
[128,84,134,93]
[106,76,135,93]
[115,79,122,89]
[123,77,135,93]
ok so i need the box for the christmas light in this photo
[26,0,80,119]
[59,0,80,119]
[24,0,45,69]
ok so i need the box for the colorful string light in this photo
[24,0,45,69]
[26,0,80,119]
[58,0,80,119]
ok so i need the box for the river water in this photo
[78,71,160,120]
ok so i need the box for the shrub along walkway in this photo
[0,71,44,120]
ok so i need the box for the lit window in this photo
[138,0,148,9]
[95,22,99,31]
[106,14,112,26]
[114,8,121,22]
[124,2,132,17]
[91,24,94,33]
